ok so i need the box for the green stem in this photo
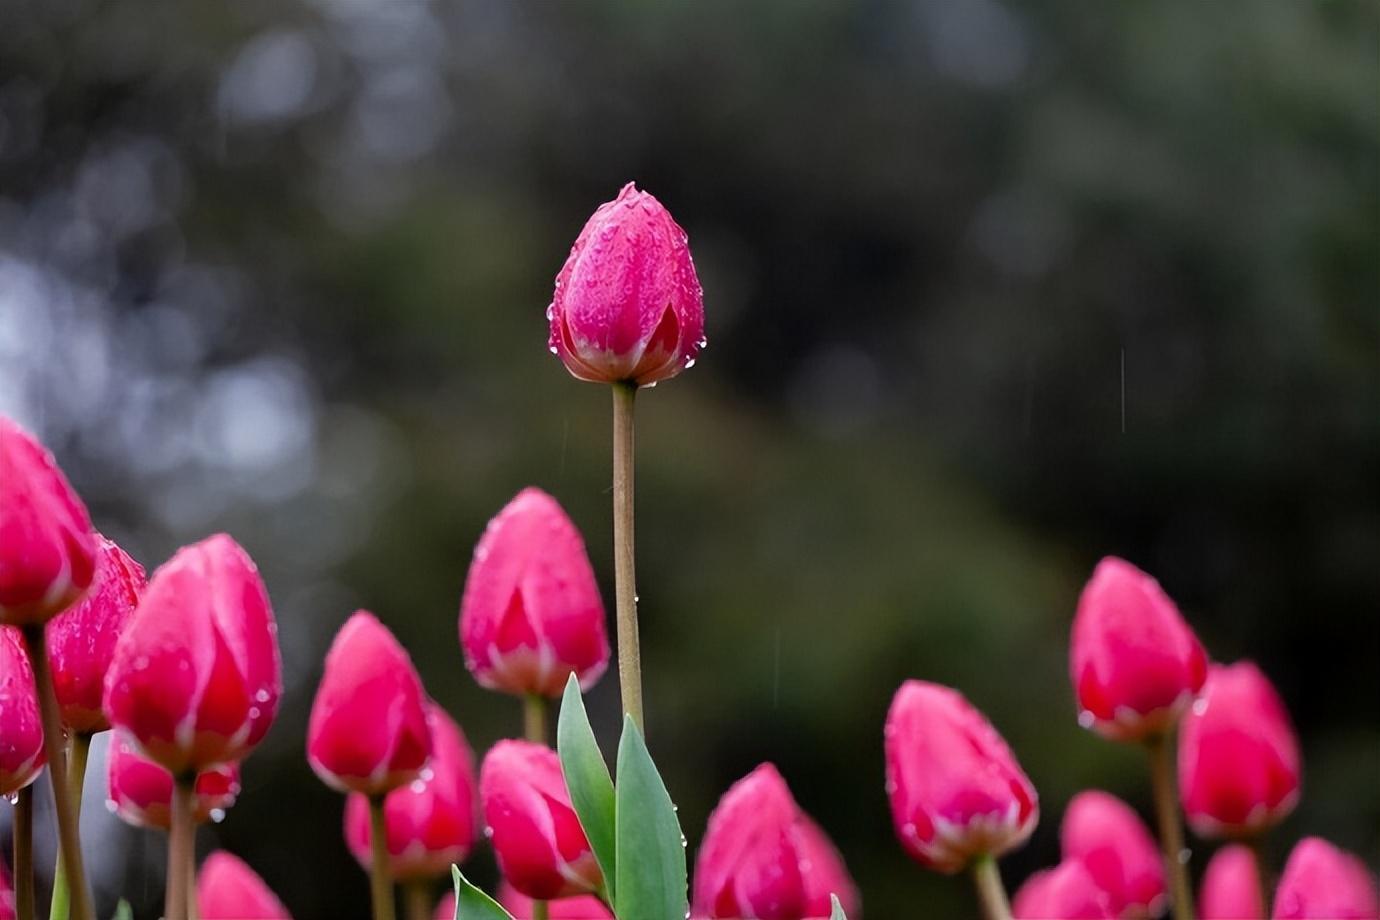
[1147,732,1195,920]
[368,795,396,920]
[524,693,547,745]
[611,381,644,732]
[1247,835,1271,918]
[50,732,91,920]
[403,879,431,920]
[166,778,195,920]
[14,784,33,920]
[971,855,1011,920]
[21,625,92,920]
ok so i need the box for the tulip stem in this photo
[368,795,396,920]
[14,784,33,920]
[1247,835,1271,917]
[611,380,644,733]
[20,625,92,920]
[50,732,91,920]
[524,693,547,745]
[1147,733,1195,920]
[167,778,196,920]
[971,855,1012,920]
[403,880,431,920]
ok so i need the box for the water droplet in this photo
[255,689,271,703]
[1077,711,1095,729]
[209,808,227,824]
[1192,698,1208,716]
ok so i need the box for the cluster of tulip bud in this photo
[3,177,1376,920]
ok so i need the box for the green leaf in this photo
[111,901,133,920]
[450,866,516,920]
[613,715,687,920]
[556,672,618,903]
[829,893,849,920]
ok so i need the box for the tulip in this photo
[0,628,45,795]
[197,851,292,920]
[1061,790,1166,918]
[307,610,431,796]
[1178,661,1301,839]
[480,740,601,900]
[548,182,706,388]
[885,680,1038,874]
[459,488,610,699]
[692,763,859,920]
[1070,557,1207,742]
[47,536,144,735]
[343,703,478,880]
[1272,837,1379,920]
[104,533,282,775]
[106,732,240,830]
[1200,845,1265,920]
[1013,862,1116,919]
[0,417,96,627]
[497,883,613,919]
[0,860,14,920]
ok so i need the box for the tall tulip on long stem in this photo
[548,181,706,731]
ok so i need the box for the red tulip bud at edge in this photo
[196,851,292,920]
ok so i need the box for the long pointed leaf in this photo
[829,893,849,920]
[614,715,687,920]
[556,673,618,903]
[450,866,516,920]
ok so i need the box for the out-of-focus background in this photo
[2,0,1376,916]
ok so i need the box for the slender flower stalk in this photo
[404,881,431,920]
[368,797,396,920]
[166,779,196,920]
[523,694,550,920]
[971,856,1011,920]
[14,786,33,920]
[611,382,642,730]
[1246,836,1271,919]
[1147,732,1195,920]
[21,627,92,920]
[49,732,92,920]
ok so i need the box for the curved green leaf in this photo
[613,715,687,920]
[830,893,848,920]
[556,673,618,903]
[450,866,516,920]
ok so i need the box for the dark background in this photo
[1,1,1376,917]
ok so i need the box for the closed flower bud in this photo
[0,861,14,920]
[480,740,601,900]
[1200,844,1265,920]
[692,763,859,920]
[548,182,706,387]
[47,536,145,734]
[885,680,1038,873]
[343,702,478,880]
[460,489,610,698]
[197,851,292,920]
[1178,661,1300,839]
[1272,837,1379,920]
[0,627,45,795]
[1071,557,1208,741]
[1013,862,1116,920]
[106,732,240,830]
[103,534,282,776]
[497,883,614,919]
[0,417,97,626]
[1060,790,1166,918]
[308,610,431,796]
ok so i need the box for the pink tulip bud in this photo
[1200,844,1265,920]
[459,489,610,698]
[46,536,145,734]
[1013,862,1116,919]
[1060,790,1166,918]
[885,680,1039,873]
[103,534,282,776]
[1070,557,1208,741]
[692,763,860,920]
[308,610,431,796]
[548,182,706,387]
[479,739,601,900]
[1178,661,1301,839]
[105,732,240,830]
[0,417,97,626]
[1272,837,1379,920]
[197,851,292,920]
[343,702,478,880]
[0,860,14,920]
[497,882,614,919]
[0,627,45,795]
